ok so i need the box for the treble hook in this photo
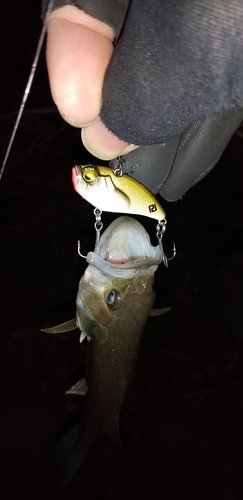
[77,208,103,258]
[161,241,176,268]
[77,240,87,259]
[156,219,176,267]
[166,241,176,264]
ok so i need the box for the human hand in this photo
[45,1,243,201]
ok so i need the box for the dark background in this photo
[1,1,243,499]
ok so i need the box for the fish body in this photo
[51,216,163,485]
[72,164,166,221]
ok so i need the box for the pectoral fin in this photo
[149,307,171,317]
[41,318,78,334]
[65,377,88,396]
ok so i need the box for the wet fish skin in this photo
[51,216,163,486]
[72,164,166,221]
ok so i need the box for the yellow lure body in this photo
[72,164,166,221]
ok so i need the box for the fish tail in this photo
[54,416,124,487]
[53,422,91,488]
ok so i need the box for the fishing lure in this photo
[72,164,166,221]
[73,163,175,266]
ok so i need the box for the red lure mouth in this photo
[72,166,79,193]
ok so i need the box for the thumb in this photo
[46,6,114,127]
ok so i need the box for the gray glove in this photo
[117,105,243,201]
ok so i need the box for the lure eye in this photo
[107,290,121,309]
[82,167,97,183]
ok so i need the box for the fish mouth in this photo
[98,216,162,263]
[87,216,163,277]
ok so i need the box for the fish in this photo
[43,216,168,486]
[72,164,166,221]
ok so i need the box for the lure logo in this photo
[148,204,157,213]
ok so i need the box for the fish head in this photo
[76,216,163,343]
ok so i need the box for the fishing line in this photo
[0,0,54,182]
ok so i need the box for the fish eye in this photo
[107,290,121,309]
[107,291,115,306]
[82,167,97,183]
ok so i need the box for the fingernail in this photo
[120,144,139,155]
[60,111,93,128]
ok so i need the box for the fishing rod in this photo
[0,0,54,182]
